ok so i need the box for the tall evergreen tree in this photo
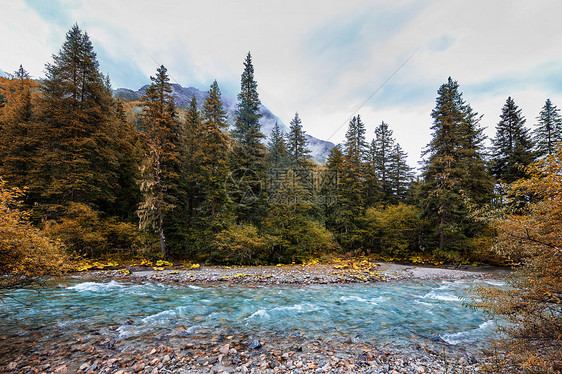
[286,112,311,168]
[181,96,204,225]
[534,98,562,157]
[266,122,288,168]
[200,80,231,220]
[0,65,36,190]
[231,52,267,224]
[137,65,181,258]
[372,121,395,202]
[324,144,345,232]
[32,25,120,214]
[232,52,266,171]
[388,143,413,202]
[491,97,535,184]
[107,98,142,220]
[364,139,381,207]
[339,115,368,237]
[421,77,493,253]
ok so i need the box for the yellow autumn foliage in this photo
[475,146,562,373]
[0,180,69,289]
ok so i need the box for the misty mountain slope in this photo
[114,83,334,161]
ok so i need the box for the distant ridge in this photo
[114,83,335,162]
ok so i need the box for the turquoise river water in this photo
[0,278,505,363]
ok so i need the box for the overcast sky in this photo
[2,0,562,168]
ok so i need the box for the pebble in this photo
[219,343,231,355]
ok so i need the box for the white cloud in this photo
[2,0,562,165]
[0,1,64,77]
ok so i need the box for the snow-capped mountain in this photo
[114,84,334,161]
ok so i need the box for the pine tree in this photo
[232,52,266,171]
[266,122,289,168]
[286,112,311,168]
[388,143,413,202]
[179,96,204,238]
[421,77,493,253]
[107,98,142,220]
[0,65,36,190]
[534,99,562,157]
[231,52,267,224]
[364,139,381,207]
[339,115,368,239]
[137,65,181,258]
[200,80,231,220]
[32,25,120,213]
[324,144,345,232]
[372,121,395,202]
[491,97,535,184]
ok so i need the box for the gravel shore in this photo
[2,263,505,374]
[85,261,502,285]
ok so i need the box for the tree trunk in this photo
[439,211,445,252]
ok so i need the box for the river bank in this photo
[79,261,504,285]
[1,263,506,373]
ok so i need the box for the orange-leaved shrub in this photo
[474,146,562,373]
[0,180,68,289]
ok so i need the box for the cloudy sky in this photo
[2,0,562,167]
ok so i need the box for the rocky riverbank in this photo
[3,327,484,374]
[79,261,502,286]
[1,263,504,373]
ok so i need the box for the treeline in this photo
[1,25,561,264]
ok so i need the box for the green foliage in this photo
[362,204,421,256]
[491,96,535,184]
[200,80,231,220]
[263,203,340,264]
[231,52,268,225]
[533,98,562,157]
[420,77,494,253]
[266,122,289,168]
[232,52,266,170]
[339,115,368,233]
[286,112,311,168]
[137,65,181,258]
[32,25,122,212]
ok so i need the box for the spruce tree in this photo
[339,115,368,238]
[286,112,311,168]
[388,143,413,202]
[32,25,120,214]
[534,99,562,157]
[180,96,204,234]
[232,52,266,171]
[231,52,267,224]
[0,65,36,190]
[372,121,395,202]
[266,122,289,168]
[137,65,181,258]
[364,139,381,207]
[200,80,231,221]
[107,98,142,220]
[421,77,493,253]
[324,144,345,233]
[491,97,535,184]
